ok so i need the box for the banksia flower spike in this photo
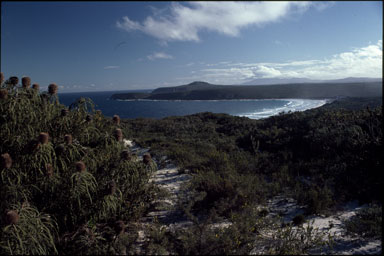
[0,89,8,100]
[6,210,19,225]
[38,132,49,144]
[64,134,73,145]
[86,114,92,122]
[143,153,151,165]
[56,144,65,155]
[75,161,86,172]
[121,150,131,160]
[113,115,120,125]
[114,220,126,234]
[22,77,31,88]
[0,72,4,84]
[1,153,12,169]
[32,83,40,91]
[108,180,117,195]
[61,108,69,117]
[46,164,54,177]
[48,83,58,95]
[9,76,19,86]
[114,128,123,142]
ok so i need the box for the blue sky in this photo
[1,1,382,92]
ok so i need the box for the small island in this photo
[111,81,382,100]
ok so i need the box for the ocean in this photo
[58,90,328,120]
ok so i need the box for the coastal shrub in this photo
[0,202,58,255]
[344,204,382,238]
[0,74,159,254]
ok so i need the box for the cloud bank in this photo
[116,1,332,42]
[174,40,382,84]
[104,66,120,69]
[147,52,174,60]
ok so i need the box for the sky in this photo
[1,1,382,92]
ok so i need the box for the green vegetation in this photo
[0,75,158,254]
[344,204,382,238]
[1,73,382,255]
[124,96,382,214]
[111,81,382,100]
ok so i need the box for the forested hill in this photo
[111,81,382,100]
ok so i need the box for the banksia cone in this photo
[114,220,126,234]
[22,77,31,88]
[0,89,8,100]
[121,150,131,160]
[86,114,92,122]
[64,134,73,145]
[0,72,4,84]
[32,83,40,91]
[38,132,49,144]
[108,180,116,195]
[113,115,120,125]
[114,128,123,142]
[56,144,65,155]
[6,210,19,225]
[1,153,12,169]
[75,161,86,172]
[46,164,54,177]
[48,83,58,95]
[9,76,19,86]
[143,153,151,165]
[61,108,69,117]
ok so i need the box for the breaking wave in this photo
[237,99,329,120]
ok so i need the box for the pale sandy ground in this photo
[126,140,381,255]
[263,197,382,255]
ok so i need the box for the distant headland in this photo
[111,79,382,100]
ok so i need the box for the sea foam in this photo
[238,99,328,120]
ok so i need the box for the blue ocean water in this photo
[58,91,328,120]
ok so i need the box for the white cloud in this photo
[104,66,120,69]
[147,52,174,60]
[175,41,382,84]
[116,1,325,42]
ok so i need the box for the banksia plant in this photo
[1,153,12,169]
[121,150,131,161]
[6,210,19,225]
[48,83,58,95]
[0,89,8,100]
[114,128,123,142]
[113,115,120,125]
[22,77,31,88]
[32,83,40,91]
[9,76,19,86]
[38,132,49,144]
[61,108,69,117]
[64,134,73,145]
[75,161,86,172]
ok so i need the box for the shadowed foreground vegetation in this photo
[1,73,382,254]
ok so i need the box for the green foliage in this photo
[0,80,158,254]
[344,204,382,238]
[0,203,58,255]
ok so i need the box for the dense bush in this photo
[0,75,158,254]
[124,97,382,217]
[344,204,382,238]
